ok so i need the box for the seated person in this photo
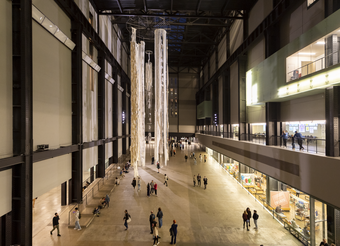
[303,226,310,238]
[93,207,100,217]
[275,205,283,214]
[115,177,120,185]
[99,197,106,208]
[290,218,299,229]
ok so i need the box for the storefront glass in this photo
[232,124,239,139]
[314,199,327,244]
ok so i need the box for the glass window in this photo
[286,27,340,82]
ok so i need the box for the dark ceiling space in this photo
[93,0,257,69]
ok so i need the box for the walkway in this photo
[33,143,302,246]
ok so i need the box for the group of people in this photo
[50,206,84,236]
[281,130,305,151]
[320,238,336,246]
[242,207,259,231]
[193,174,208,189]
[93,195,111,216]
[131,176,141,192]
[147,180,159,197]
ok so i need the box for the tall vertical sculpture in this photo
[145,51,153,149]
[130,28,145,177]
[154,29,169,166]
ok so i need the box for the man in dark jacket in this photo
[253,210,259,229]
[294,131,304,151]
[149,211,156,234]
[246,207,252,227]
[170,220,178,244]
[50,213,61,236]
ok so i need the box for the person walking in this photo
[170,220,178,244]
[153,223,160,246]
[197,174,201,187]
[281,130,288,148]
[203,176,208,189]
[152,156,155,164]
[50,213,61,236]
[149,211,156,234]
[157,207,163,228]
[147,183,150,197]
[164,174,168,186]
[246,207,252,227]
[105,194,110,207]
[132,177,136,190]
[253,210,259,229]
[74,207,81,231]
[193,175,196,187]
[204,155,207,162]
[294,130,304,151]
[123,210,131,230]
[137,176,141,192]
[154,183,158,196]
[194,157,197,165]
[242,211,249,231]
[199,154,202,161]
[319,238,329,246]
[157,162,160,173]
[173,149,176,156]
[185,154,188,162]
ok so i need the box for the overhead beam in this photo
[143,0,147,13]
[112,20,231,27]
[196,0,202,14]
[221,0,232,16]
[170,0,173,14]
[115,0,123,13]
[101,12,243,20]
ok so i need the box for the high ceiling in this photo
[93,0,257,69]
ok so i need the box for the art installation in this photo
[154,29,169,167]
[145,50,153,147]
[130,28,145,177]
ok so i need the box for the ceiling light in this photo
[41,18,58,34]
[64,38,76,50]
[54,29,67,43]
[298,52,316,55]
[32,5,45,24]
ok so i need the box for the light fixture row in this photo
[82,51,101,72]
[105,72,115,84]
[126,92,130,97]
[32,5,76,50]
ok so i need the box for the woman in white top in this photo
[153,223,159,245]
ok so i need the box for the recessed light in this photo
[298,52,316,55]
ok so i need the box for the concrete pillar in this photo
[325,86,340,157]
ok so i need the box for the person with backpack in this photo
[149,211,156,234]
[253,210,259,229]
[157,162,160,173]
[246,207,252,227]
[123,210,131,230]
[170,220,178,244]
[242,210,249,231]
[74,207,81,231]
[164,174,168,187]
[203,176,208,189]
[157,207,163,228]
[105,194,110,207]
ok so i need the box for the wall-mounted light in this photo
[118,85,124,92]
[105,73,115,84]
[122,111,126,124]
[32,5,76,50]
[82,51,101,72]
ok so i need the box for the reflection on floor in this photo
[33,143,302,246]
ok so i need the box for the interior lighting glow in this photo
[298,52,316,55]
[246,70,252,105]
[316,41,325,44]
[32,6,45,24]
[251,123,266,126]
[288,83,298,94]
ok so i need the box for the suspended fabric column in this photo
[154,29,169,166]
[145,51,153,149]
[130,28,146,177]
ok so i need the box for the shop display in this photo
[270,191,290,211]
[241,173,254,187]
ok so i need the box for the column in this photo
[325,86,340,157]
[265,102,281,146]
[238,55,247,141]
[310,197,316,246]
[70,20,83,204]
[97,50,105,177]
[11,1,33,244]
[112,68,119,163]
[267,177,278,206]
[61,182,67,206]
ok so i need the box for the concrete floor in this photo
[33,143,303,246]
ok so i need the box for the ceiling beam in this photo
[221,0,232,16]
[100,12,243,20]
[196,0,202,15]
[112,20,230,27]
[170,0,173,14]
[115,0,123,13]
[143,0,148,13]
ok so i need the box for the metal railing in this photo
[240,133,266,145]
[274,136,326,155]
[287,50,339,82]
[67,164,121,226]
